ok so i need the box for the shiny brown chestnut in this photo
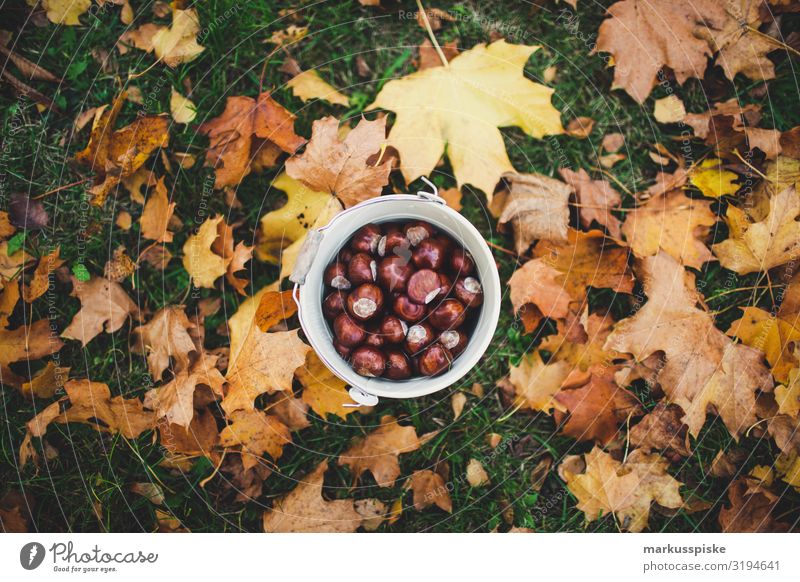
[392,294,426,322]
[439,329,468,356]
[435,234,455,256]
[438,272,454,296]
[379,315,408,344]
[333,339,352,359]
[338,248,354,263]
[377,256,414,292]
[407,269,442,305]
[384,349,412,380]
[350,223,382,254]
[324,262,351,290]
[404,221,436,246]
[455,276,483,308]
[364,323,385,348]
[418,344,453,376]
[404,322,435,355]
[428,299,467,330]
[348,252,377,286]
[333,313,367,347]
[378,231,410,258]
[412,238,447,270]
[450,249,475,276]
[351,346,386,377]
[346,283,384,321]
[323,290,348,319]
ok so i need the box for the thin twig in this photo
[34,177,91,199]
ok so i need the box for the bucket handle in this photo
[288,176,443,407]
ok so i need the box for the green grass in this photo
[1,0,799,533]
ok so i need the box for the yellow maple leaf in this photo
[297,351,359,420]
[169,88,196,124]
[152,9,205,67]
[506,351,570,413]
[182,216,230,288]
[36,0,91,25]
[713,186,800,274]
[727,306,800,384]
[368,40,563,199]
[287,70,349,106]
[690,158,739,198]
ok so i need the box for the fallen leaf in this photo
[338,415,421,487]
[560,447,682,532]
[286,116,391,208]
[262,461,362,532]
[565,116,595,139]
[451,392,467,420]
[466,458,490,487]
[719,476,790,532]
[131,306,197,381]
[506,351,571,413]
[198,93,305,189]
[354,498,387,531]
[38,0,92,25]
[148,8,205,67]
[497,172,571,253]
[602,133,625,153]
[555,366,641,444]
[140,177,175,242]
[223,328,310,414]
[74,92,169,206]
[219,410,291,470]
[61,276,138,346]
[539,309,618,371]
[409,470,452,512]
[286,69,349,106]
[417,38,459,70]
[628,403,691,458]
[604,252,773,438]
[298,351,359,420]
[23,247,63,302]
[369,40,563,199]
[20,361,69,399]
[690,158,739,198]
[559,167,622,237]
[144,356,225,428]
[169,88,196,124]
[621,189,717,269]
[508,259,573,325]
[713,186,800,274]
[653,95,686,124]
[269,393,311,432]
[130,482,165,506]
[728,306,800,384]
[0,280,19,328]
[182,216,230,288]
[103,246,136,283]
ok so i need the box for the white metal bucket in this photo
[290,180,501,406]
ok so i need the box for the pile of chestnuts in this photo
[322,220,483,379]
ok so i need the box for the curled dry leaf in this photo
[20,361,69,399]
[466,458,490,488]
[286,116,391,209]
[628,403,692,459]
[23,247,63,303]
[74,92,169,206]
[254,290,297,332]
[61,276,138,347]
[263,461,362,533]
[338,415,421,487]
[497,172,571,254]
[604,252,773,438]
[119,8,205,68]
[451,392,467,420]
[653,95,686,124]
[565,116,595,139]
[409,470,452,512]
[719,476,790,532]
[558,167,622,238]
[140,177,175,243]
[368,40,563,199]
[354,498,387,531]
[198,93,306,189]
[131,306,197,381]
[602,133,625,153]
[560,447,683,532]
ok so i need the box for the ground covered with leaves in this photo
[2,0,800,533]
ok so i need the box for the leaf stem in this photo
[416,0,449,68]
